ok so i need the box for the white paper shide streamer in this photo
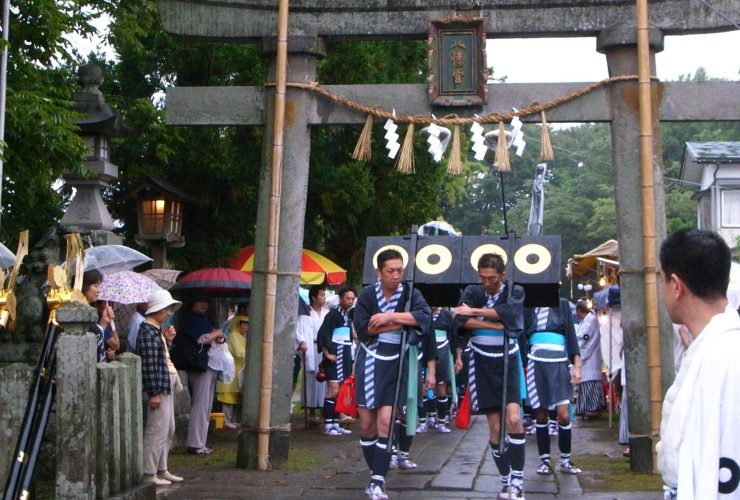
[470,121,487,161]
[423,122,452,163]
[384,118,400,159]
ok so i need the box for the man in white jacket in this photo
[657,229,740,499]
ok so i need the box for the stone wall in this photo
[0,302,154,499]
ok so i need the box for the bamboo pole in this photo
[257,0,290,471]
[636,0,662,470]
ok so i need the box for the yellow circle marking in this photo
[469,244,508,270]
[514,244,552,275]
[416,244,452,275]
[373,244,409,270]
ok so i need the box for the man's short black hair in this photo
[338,287,356,298]
[376,248,403,270]
[477,253,506,273]
[576,301,591,314]
[308,284,327,302]
[660,229,730,301]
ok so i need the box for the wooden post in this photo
[256,0,289,471]
[636,0,663,471]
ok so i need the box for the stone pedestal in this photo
[0,363,34,488]
[97,362,122,498]
[117,353,144,486]
[55,302,98,499]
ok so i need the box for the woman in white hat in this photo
[137,289,183,486]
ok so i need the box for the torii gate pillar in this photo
[598,24,676,473]
[237,36,327,469]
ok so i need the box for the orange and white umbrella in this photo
[230,246,347,285]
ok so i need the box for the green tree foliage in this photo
[444,121,617,276]
[310,40,448,283]
[100,0,267,270]
[445,98,738,288]
[0,1,108,243]
[101,7,449,279]
[5,2,738,288]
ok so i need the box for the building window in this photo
[721,190,740,227]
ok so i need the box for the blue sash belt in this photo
[530,331,566,347]
[332,326,352,344]
[472,328,504,337]
[378,329,403,344]
[472,328,514,347]
[529,331,568,363]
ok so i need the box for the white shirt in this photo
[657,305,740,498]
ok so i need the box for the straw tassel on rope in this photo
[493,121,511,172]
[352,114,374,162]
[395,123,415,174]
[447,125,462,175]
[540,110,554,161]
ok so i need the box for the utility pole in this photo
[0,0,11,232]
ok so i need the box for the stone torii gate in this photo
[156,0,739,471]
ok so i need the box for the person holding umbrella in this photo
[137,289,183,486]
[175,298,225,455]
[82,269,114,362]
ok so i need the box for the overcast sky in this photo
[488,31,740,82]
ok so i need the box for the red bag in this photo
[455,391,471,430]
[335,375,358,417]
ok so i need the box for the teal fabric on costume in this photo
[471,328,504,337]
[448,350,458,406]
[530,331,566,346]
[516,341,527,400]
[405,343,420,435]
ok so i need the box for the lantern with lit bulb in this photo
[129,176,197,268]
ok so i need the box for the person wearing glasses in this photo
[453,253,526,500]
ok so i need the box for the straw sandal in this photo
[536,461,554,475]
[560,462,582,474]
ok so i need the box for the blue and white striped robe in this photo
[353,282,431,409]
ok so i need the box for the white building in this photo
[680,142,740,251]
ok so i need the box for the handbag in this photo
[315,360,328,382]
[170,333,208,372]
[455,390,471,430]
[335,374,358,417]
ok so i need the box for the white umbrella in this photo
[417,220,461,236]
[0,241,14,269]
[83,245,152,274]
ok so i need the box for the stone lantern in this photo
[129,176,197,268]
[60,63,128,245]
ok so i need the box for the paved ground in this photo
[159,412,663,499]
